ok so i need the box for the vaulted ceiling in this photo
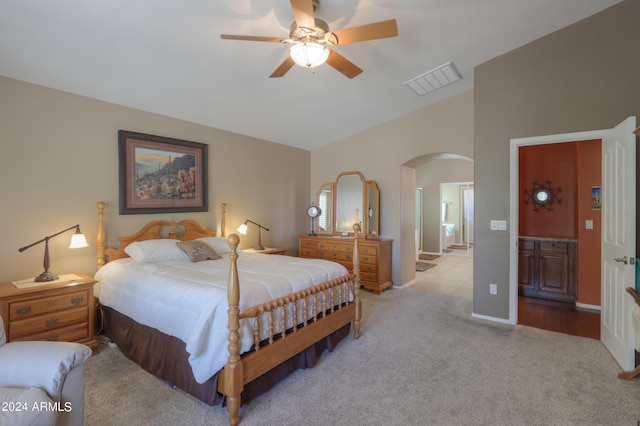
[0,0,622,150]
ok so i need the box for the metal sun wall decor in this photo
[523,180,562,212]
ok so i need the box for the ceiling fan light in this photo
[289,42,329,68]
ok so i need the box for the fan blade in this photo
[290,0,315,29]
[326,50,362,79]
[331,19,398,45]
[269,56,296,78]
[221,34,285,43]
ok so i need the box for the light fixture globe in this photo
[289,42,329,68]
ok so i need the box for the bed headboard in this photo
[96,201,217,268]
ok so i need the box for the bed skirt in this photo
[102,306,351,406]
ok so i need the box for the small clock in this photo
[307,203,321,236]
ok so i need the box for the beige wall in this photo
[311,90,475,288]
[474,0,640,319]
[0,76,310,282]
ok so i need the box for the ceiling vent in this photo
[404,61,461,96]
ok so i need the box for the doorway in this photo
[509,117,637,370]
[440,182,474,257]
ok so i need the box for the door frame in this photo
[509,129,607,324]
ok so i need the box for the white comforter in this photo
[94,252,349,383]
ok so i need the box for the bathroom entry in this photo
[440,182,474,256]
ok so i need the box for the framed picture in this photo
[118,130,208,214]
[591,186,602,210]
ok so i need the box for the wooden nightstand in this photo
[242,247,288,255]
[0,273,98,354]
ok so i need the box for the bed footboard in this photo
[221,225,362,426]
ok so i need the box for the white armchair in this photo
[0,317,92,426]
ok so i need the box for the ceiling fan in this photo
[220,0,398,79]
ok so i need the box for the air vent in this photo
[404,61,461,96]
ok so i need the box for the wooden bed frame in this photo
[617,287,640,380]
[94,201,362,425]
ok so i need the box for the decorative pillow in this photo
[177,240,222,263]
[196,237,241,254]
[124,239,189,263]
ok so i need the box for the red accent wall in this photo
[519,143,576,238]
[519,140,602,306]
[576,139,602,305]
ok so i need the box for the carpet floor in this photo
[83,289,639,425]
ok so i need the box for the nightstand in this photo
[0,273,98,354]
[243,247,288,255]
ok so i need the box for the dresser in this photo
[0,273,98,353]
[299,235,392,294]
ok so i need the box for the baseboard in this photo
[575,302,601,311]
[472,312,515,325]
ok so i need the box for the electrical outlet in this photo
[490,283,498,295]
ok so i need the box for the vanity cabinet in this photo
[518,237,577,302]
[299,235,392,295]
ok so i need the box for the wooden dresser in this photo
[0,273,98,353]
[299,235,392,294]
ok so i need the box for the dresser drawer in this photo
[359,245,377,256]
[10,306,88,338]
[317,242,353,253]
[540,241,569,253]
[11,322,89,343]
[317,250,353,262]
[518,239,535,250]
[8,290,88,321]
[361,272,378,283]
[360,254,377,265]
[361,264,377,274]
[299,248,317,257]
[299,240,317,250]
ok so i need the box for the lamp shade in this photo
[289,42,330,68]
[236,224,248,235]
[69,232,89,248]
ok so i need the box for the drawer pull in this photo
[16,306,32,316]
[45,335,60,342]
[71,296,84,305]
[47,300,57,307]
[45,318,59,327]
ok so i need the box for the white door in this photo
[601,116,636,370]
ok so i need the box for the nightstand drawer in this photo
[10,306,88,338]
[8,290,88,321]
[11,322,89,343]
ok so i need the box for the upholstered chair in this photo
[0,316,92,426]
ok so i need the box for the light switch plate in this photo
[490,220,507,231]
[585,220,593,230]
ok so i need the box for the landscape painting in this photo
[118,130,208,214]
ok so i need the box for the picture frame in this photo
[118,130,208,214]
[591,186,602,210]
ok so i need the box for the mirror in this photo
[316,183,333,234]
[315,171,380,237]
[336,173,365,234]
[367,181,379,235]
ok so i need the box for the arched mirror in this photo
[315,171,380,237]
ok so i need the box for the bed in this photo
[93,201,362,425]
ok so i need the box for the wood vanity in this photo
[518,237,577,302]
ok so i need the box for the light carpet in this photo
[83,289,639,425]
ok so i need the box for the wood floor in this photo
[518,296,600,340]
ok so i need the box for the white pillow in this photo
[124,239,189,263]
[196,237,241,254]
